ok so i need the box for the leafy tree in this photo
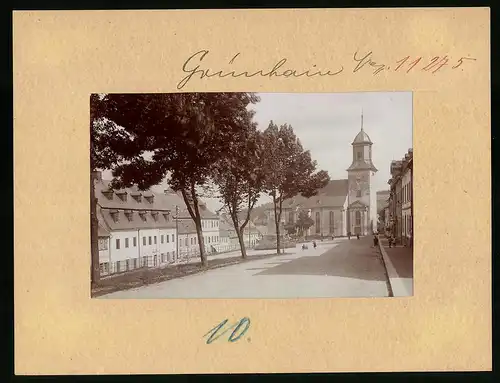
[261,122,330,254]
[295,210,314,237]
[91,92,259,267]
[212,124,265,259]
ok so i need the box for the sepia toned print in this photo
[91,92,413,299]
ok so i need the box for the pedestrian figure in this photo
[301,244,306,251]
[348,232,351,240]
[373,235,379,247]
[388,236,393,248]
[356,234,360,240]
[313,241,317,250]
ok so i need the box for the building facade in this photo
[387,148,413,246]
[95,176,177,276]
[94,173,221,276]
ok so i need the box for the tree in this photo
[90,94,127,288]
[295,210,314,237]
[212,123,265,259]
[261,122,330,254]
[91,93,259,267]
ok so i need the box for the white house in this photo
[95,176,177,276]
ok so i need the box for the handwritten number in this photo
[394,56,409,71]
[431,56,449,73]
[204,319,230,344]
[228,317,251,342]
[406,57,422,72]
[452,56,477,69]
[204,317,251,344]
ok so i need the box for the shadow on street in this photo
[251,237,386,282]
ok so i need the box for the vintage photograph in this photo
[90,92,413,299]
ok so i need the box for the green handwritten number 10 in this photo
[204,317,251,344]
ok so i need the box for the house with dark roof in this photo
[264,115,380,237]
[94,175,178,275]
[94,172,222,275]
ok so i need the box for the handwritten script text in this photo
[177,50,477,89]
[204,317,251,344]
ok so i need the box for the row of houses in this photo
[384,148,413,246]
[94,171,263,277]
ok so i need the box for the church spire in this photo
[361,108,364,131]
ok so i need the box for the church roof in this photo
[278,179,349,209]
[352,128,373,145]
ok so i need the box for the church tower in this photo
[346,112,378,235]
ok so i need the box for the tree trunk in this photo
[90,172,100,289]
[236,228,247,259]
[229,212,247,259]
[272,195,281,254]
[180,186,207,267]
[194,219,208,267]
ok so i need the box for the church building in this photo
[265,114,378,237]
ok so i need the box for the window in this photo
[190,238,193,245]
[148,236,152,245]
[357,151,362,160]
[125,259,130,271]
[99,263,109,274]
[154,236,157,244]
[98,238,108,251]
[166,235,169,243]
[172,234,175,242]
[116,238,120,249]
[355,211,361,226]
[289,211,294,223]
[356,190,361,198]
[161,235,164,244]
[315,211,320,234]
[329,211,335,233]
[185,238,188,246]
[133,237,137,247]
[143,237,146,246]
[125,238,129,248]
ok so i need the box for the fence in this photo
[99,243,256,277]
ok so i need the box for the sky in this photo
[103,92,413,213]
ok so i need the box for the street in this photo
[100,236,389,298]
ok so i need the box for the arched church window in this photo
[315,212,320,234]
[355,211,361,226]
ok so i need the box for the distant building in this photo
[387,149,413,246]
[264,113,378,237]
[376,190,390,231]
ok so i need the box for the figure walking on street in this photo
[313,241,317,250]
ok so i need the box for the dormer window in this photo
[139,211,147,222]
[131,192,142,203]
[110,210,119,223]
[163,213,170,222]
[116,191,128,202]
[124,210,133,222]
[102,190,114,200]
[151,211,159,221]
[145,195,154,204]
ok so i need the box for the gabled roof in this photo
[277,179,349,210]
[348,200,368,209]
[177,220,197,235]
